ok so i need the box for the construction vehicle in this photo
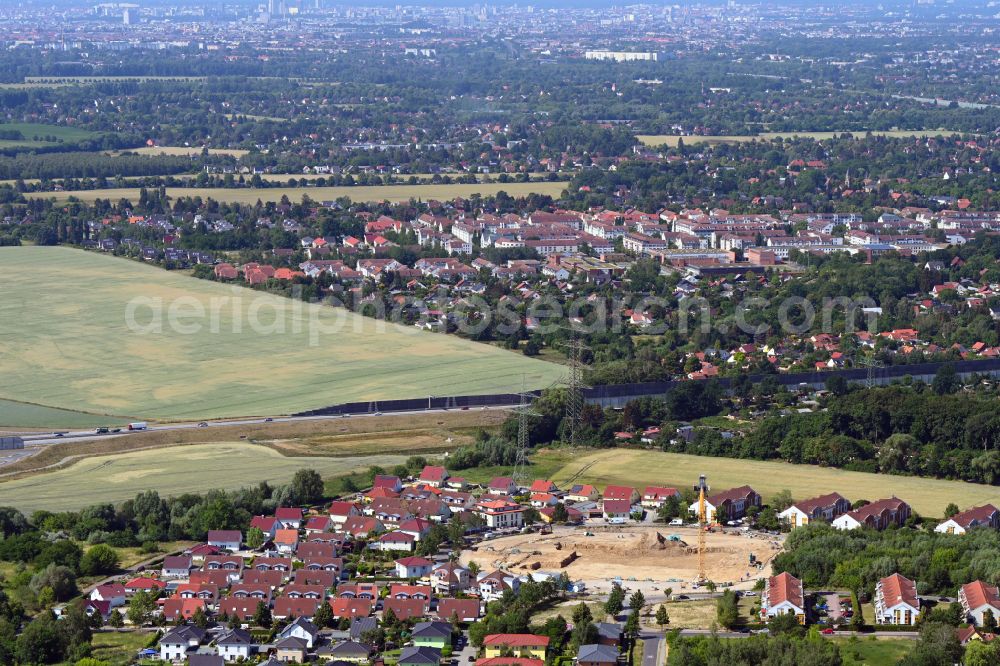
[694,474,709,584]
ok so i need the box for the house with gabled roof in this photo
[779,492,852,528]
[159,624,206,662]
[329,598,374,620]
[832,497,910,531]
[483,634,549,659]
[478,570,520,602]
[396,556,434,579]
[384,597,429,621]
[419,466,449,488]
[431,562,471,594]
[275,507,303,529]
[874,574,919,625]
[961,581,1000,626]
[273,596,321,620]
[688,486,761,523]
[216,628,256,661]
[640,486,679,509]
[376,531,416,552]
[935,505,1000,535]
[249,515,280,539]
[603,486,640,504]
[564,485,599,503]
[760,572,805,624]
[207,530,242,552]
[487,477,518,496]
[278,616,319,648]
[437,597,480,622]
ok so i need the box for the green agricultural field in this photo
[550,449,1000,518]
[0,442,414,512]
[636,130,954,147]
[0,398,126,429]
[0,122,98,149]
[0,247,564,420]
[28,180,569,205]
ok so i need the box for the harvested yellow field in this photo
[637,130,953,147]
[28,181,569,205]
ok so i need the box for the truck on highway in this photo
[127,422,148,431]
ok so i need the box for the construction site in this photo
[461,524,783,598]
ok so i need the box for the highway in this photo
[9,404,519,448]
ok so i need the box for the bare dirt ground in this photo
[462,525,783,603]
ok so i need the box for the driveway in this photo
[453,631,476,666]
[823,593,844,623]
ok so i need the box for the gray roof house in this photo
[398,645,442,666]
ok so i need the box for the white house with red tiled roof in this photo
[935,504,1000,535]
[688,486,761,523]
[832,497,910,531]
[476,499,524,529]
[419,466,449,488]
[640,486,679,509]
[778,492,852,528]
[760,572,805,624]
[395,556,434,579]
[874,574,919,625]
[960,581,1000,626]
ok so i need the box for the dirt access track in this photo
[462,525,782,589]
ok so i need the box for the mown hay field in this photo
[0,247,564,421]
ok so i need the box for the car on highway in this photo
[264,417,273,422]
[95,427,109,434]
[821,628,835,635]
[54,432,66,437]
[198,422,208,428]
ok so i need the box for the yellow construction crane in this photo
[696,474,709,584]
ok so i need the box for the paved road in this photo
[13,405,518,448]
[640,633,663,666]
[453,631,476,666]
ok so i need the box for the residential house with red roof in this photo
[437,597,480,622]
[383,597,428,622]
[395,557,434,579]
[778,493,852,528]
[487,477,518,496]
[640,486,679,509]
[431,563,471,594]
[760,572,805,624]
[875,574,919,625]
[329,598,374,620]
[960,581,1000,626]
[275,507,303,529]
[476,499,524,529]
[935,505,1000,535]
[249,515,280,539]
[483,634,549,659]
[273,597,321,620]
[832,497,911,531]
[603,486,640,504]
[688,486,761,523]
[328,501,362,526]
[419,466,449,488]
